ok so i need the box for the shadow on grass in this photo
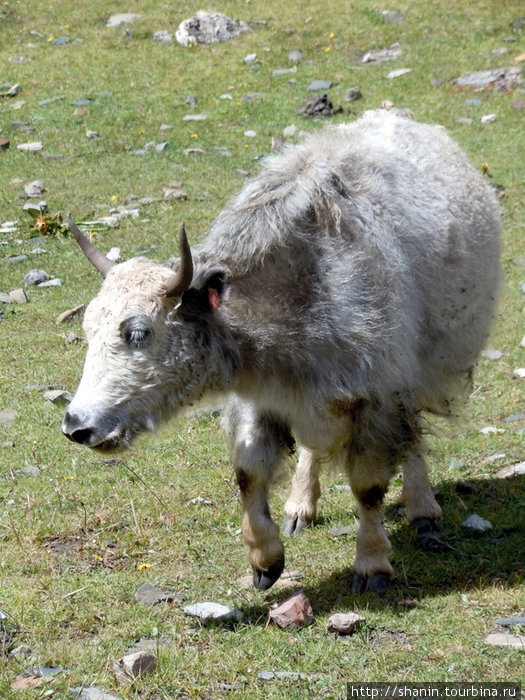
[241,474,524,621]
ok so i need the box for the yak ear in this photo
[180,268,227,313]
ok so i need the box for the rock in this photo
[514,368,525,378]
[134,582,177,605]
[496,616,525,627]
[449,459,466,471]
[13,464,41,477]
[243,53,257,64]
[268,591,314,629]
[381,10,405,23]
[9,55,31,65]
[106,247,122,263]
[512,99,525,110]
[0,408,18,426]
[362,43,402,63]
[86,130,100,139]
[56,304,85,323]
[7,255,29,264]
[481,348,503,360]
[24,180,46,198]
[43,389,73,406]
[183,148,206,156]
[481,113,498,124]
[69,687,124,700]
[237,570,304,589]
[183,601,243,622]
[118,651,157,677]
[9,288,28,303]
[327,611,365,635]
[484,632,525,649]
[344,87,362,102]
[495,461,525,478]
[329,524,358,537]
[257,670,308,681]
[453,66,522,91]
[307,79,332,91]
[17,142,43,152]
[283,125,299,138]
[106,13,141,28]
[66,333,83,344]
[273,68,296,77]
[182,114,208,121]
[288,50,303,63]
[244,130,257,138]
[38,278,61,287]
[153,30,173,44]
[480,426,505,434]
[388,68,412,79]
[175,11,251,46]
[461,514,493,532]
[10,645,33,659]
[299,94,342,118]
[0,137,10,149]
[24,269,50,286]
[0,292,12,303]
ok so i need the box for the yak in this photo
[62,110,501,592]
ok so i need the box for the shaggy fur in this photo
[63,110,501,591]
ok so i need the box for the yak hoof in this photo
[412,518,446,551]
[282,515,312,536]
[252,558,285,591]
[352,572,391,594]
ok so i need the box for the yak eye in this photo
[120,315,154,349]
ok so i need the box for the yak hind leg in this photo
[283,447,322,535]
[348,459,394,593]
[225,401,291,590]
[401,448,444,551]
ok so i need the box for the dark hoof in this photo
[412,518,446,551]
[352,572,391,593]
[282,515,312,536]
[252,558,285,591]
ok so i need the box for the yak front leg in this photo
[283,447,322,535]
[226,403,291,590]
[401,448,444,550]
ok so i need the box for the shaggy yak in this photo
[62,110,501,592]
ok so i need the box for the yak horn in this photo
[165,223,194,298]
[67,215,116,278]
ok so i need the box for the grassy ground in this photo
[1,0,524,697]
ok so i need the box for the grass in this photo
[1,0,524,697]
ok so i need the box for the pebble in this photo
[481,113,498,124]
[69,688,123,700]
[453,66,522,90]
[182,114,208,121]
[9,288,29,303]
[495,461,525,478]
[243,53,257,63]
[362,42,402,63]
[0,408,19,426]
[257,670,308,681]
[24,269,50,286]
[307,80,332,91]
[388,68,412,79]
[38,278,61,287]
[461,514,493,532]
[481,348,503,360]
[329,524,358,537]
[183,601,243,622]
[513,368,525,378]
[449,459,466,471]
[106,13,141,28]
[17,142,43,152]
[220,93,233,100]
[106,247,122,262]
[86,129,100,139]
[134,582,177,605]
[344,87,362,102]
[327,611,366,635]
[153,30,173,44]
[176,11,251,46]
[484,632,525,649]
[269,591,314,629]
[288,50,303,63]
[283,124,299,138]
[244,130,257,138]
[117,651,157,678]
[24,180,46,197]
[496,616,525,627]
[273,67,296,77]
[237,569,304,590]
[43,389,73,406]
[0,137,10,149]
[480,426,505,434]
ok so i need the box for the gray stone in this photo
[0,292,12,303]
[362,43,402,63]
[461,514,493,532]
[13,464,42,477]
[496,616,525,627]
[243,53,257,63]
[484,632,525,649]
[106,13,141,28]
[25,269,50,286]
[449,459,466,471]
[24,180,46,198]
[51,36,69,46]
[134,582,177,605]
[10,645,33,659]
[38,278,61,287]
[7,255,29,264]
[118,651,157,677]
[344,87,362,102]
[153,30,173,44]
[182,114,208,121]
[327,611,365,635]
[257,670,308,681]
[183,601,243,622]
[69,687,123,700]
[43,389,73,406]
[453,67,522,91]
[0,408,18,426]
[329,524,358,536]
[273,68,296,77]
[86,130,100,139]
[496,461,525,478]
[388,68,412,79]
[175,11,251,46]
[307,80,332,91]
[17,142,43,152]
[288,50,303,63]
[283,125,299,138]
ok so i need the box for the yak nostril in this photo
[68,427,95,445]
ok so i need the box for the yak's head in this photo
[62,218,228,452]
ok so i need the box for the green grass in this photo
[1,0,524,697]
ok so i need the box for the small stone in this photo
[183,148,206,156]
[289,50,303,63]
[243,53,257,64]
[481,113,498,124]
[9,55,31,65]
[0,137,10,150]
[43,389,73,406]
[237,569,304,589]
[283,125,299,138]
[388,68,412,79]
[6,84,22,97]
[495,461,525,478]
[66,333,83,344]
[153,30,172,44]
[244,130,257,138]
[220,93,233,100]
[14,464,41,477]
[481,348,503,360]
[51,36,69,46]
[449,459,465,471]
[381,10,405,23]
[307,80,332,91]
[106,13,141,28]
[24,269,50,286]
[10,645,33,659]
[257,671,308,681]
[0,292,12,303]
[183,601,243,622]
[362,43,402,63]
[175,11,251,46]
[24,180,46,198]
[327,611,366,635]
[71,97,92,106]
[273,68,296,77]
[86,130,100,139]
[461,514,493,532]
[480,426,505,434]
[453,67,522,91]
[329,524,358,537]
[513,368,525,378]
[484,632,525,649]
[69,687,124,700]
[269,591,314,629]
[56,304,85,324]
[182,114,208,121]
[17,142,43,152]
[0,408,19,426]
[134,582,177,605]
[38,278,61,287]
[7,254,29,264]
[512,99,525,110]
[344,87,362,102]
[496,616,525,627]
[118,651,157,677]
[9,288,28,303]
